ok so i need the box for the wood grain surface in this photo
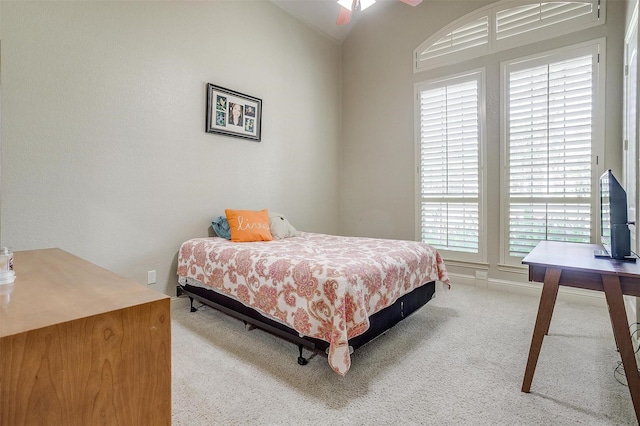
[0,249,171,425]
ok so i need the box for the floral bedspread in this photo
[176,232,449,375]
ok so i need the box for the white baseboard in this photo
[447,272,607,308]
[171,296,190,312]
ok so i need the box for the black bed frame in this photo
[179,281,436,366]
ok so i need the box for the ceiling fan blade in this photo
[399,0,423,6]
[336,6,352,25]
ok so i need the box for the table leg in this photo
[522,267,561,393]
[602,275,640,420]
[544,279,560,336]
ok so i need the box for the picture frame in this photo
[206,83,262,141]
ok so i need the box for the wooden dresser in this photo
[0,248,171,425]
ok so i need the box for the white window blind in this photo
[418,75,481,256]
[419,16,489,62]
[506,52,595,258]
[414,0,603,72]
[496,2,596,40]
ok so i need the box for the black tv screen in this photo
[600,169,631,259]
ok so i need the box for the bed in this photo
[177,232,449,375]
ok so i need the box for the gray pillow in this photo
[269,212,299,239]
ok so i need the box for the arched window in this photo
[414,0,604,72]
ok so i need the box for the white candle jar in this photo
[0,247,13,272]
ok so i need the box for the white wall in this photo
[340,0,626,283]
[0,1,341,295]
[624,0,640,330]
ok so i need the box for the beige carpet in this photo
[171,283,637,425]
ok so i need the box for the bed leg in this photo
[243,321,257,331]
[189,296,198,313]
[297,344,308,366]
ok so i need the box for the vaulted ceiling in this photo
[271,0,357,44]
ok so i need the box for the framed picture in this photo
[206,83,262,141]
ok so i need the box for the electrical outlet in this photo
[147,270,157,285]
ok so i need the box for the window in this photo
[414,0,603,72]
[495,1,597,41]
[415,70,485,263]
[501,40,604,265]
[418,14,490,66]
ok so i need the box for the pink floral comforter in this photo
[177,232,449,375]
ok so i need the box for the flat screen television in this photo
[600,169,633,260]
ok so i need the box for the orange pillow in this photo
[225,209,273,242]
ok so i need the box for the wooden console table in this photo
[522,240,640,420]
[0,248,171,425]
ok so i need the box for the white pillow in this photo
[269,212,299,239]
